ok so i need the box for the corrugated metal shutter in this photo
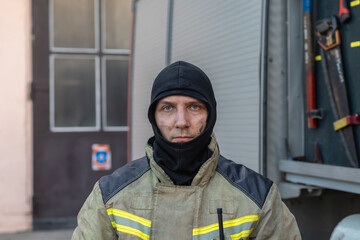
[131,0,168,159]
[170,0,262,171]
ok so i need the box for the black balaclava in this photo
[148,61,217,185]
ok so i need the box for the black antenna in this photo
[217,208,225,240]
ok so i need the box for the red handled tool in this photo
[303,0,319,128]
[339,0,351,23]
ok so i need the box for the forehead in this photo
[156,95,205,105]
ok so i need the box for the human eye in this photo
[162,105,173,111]
[190,104,200,110]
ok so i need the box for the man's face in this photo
[155,95,208,143]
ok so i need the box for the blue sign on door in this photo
[92,144,111,171]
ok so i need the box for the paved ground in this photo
[0,229,74,240]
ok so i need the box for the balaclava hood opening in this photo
[148,61,217,185]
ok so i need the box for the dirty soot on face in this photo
[155,95,208,143]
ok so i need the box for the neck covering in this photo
[148,61,217,185]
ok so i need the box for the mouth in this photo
[172,136,194,142]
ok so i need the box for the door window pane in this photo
[50,55,100,131]
[51,0,98,50]
[48,0,130,133]
[102,0,131,51]
[103,57,128,129]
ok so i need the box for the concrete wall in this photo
[0,0,33,233]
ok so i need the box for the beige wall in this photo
[0,0,33,233]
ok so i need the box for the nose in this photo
[174,108,190,129]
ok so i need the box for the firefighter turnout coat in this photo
[72,136,301,240]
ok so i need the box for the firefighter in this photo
[72,61,301,240]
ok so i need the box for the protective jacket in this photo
[72,135,301,240]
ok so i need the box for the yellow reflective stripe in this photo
[350,0,360,7]
[193,223,219,235]
[350,41,360,48]
[223,215,258,228]
[231,228,254,240]
[193,215,258,236]
[112,223,150,240]
[107,208,151,228]
[315,55,321,61]
[111,221,116,228]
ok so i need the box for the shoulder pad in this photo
[216,155,273,209]
[99,156,150,203]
